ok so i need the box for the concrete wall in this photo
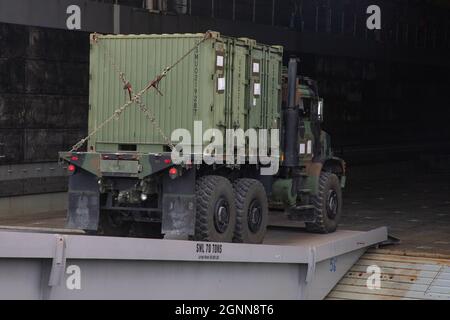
[0,0,449,200]
[0,23,89,165]
[0,192,66,218]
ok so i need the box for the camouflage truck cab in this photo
[271,63,346,234]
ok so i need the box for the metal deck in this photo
[0,227,387,300]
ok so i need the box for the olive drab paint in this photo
[87,32,283,153]
[59,31,347,239]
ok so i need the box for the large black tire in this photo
[233,179,269,244]
[305,172,342,234]
[194,175,236,242]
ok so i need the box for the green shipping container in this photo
[88,32,283,153]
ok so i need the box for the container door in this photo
[266,49,283,131]
[213,41,227,132]
[228,41,248,130]
[247,46,264,130]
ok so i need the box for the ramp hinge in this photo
[306,246,317,284]
[48,235,67,287]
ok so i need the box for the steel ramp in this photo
[0,227,387,300]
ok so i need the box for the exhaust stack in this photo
[283,58,300,168]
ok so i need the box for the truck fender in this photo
[161,167,196,237]
[322,157,346,188]
[66,169,100,231]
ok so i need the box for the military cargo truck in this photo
[59,32,346,243]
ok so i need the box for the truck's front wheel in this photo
[306,172,342,234]
[194,175,236,243]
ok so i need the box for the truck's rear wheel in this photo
[194,175,236,243]
[233,179,269,244]
[306,172,342,234]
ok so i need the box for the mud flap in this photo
[161,168,196,237]
[66,170,100,231]
[162,194,196,237]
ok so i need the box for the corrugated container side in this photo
[87,33,283,153]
